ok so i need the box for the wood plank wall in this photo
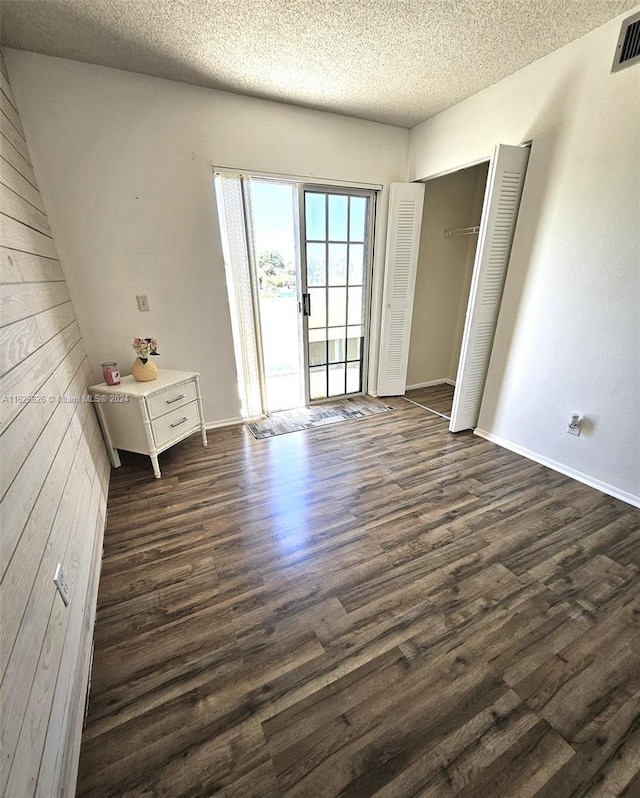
[0,52,111,797]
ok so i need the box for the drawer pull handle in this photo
[170,416,189,428]
[166,393,187,404]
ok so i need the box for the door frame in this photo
[298,183,377,405]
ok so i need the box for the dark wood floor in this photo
[406,384,455,419]
[77,397,640,798]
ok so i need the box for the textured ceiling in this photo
[1,0,636,127]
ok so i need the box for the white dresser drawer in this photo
[152,401,200,449]
[147,379,198,419]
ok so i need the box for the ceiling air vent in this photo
[612,11,640,72]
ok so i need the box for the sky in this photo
[249,179,297,265]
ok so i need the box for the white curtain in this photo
[214,173,264,419]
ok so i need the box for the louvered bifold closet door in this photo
[449,144,530,432]
[377,183,425,396]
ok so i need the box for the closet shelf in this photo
[444,225,480,238]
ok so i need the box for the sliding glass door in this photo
[215,173,375,417]
[248,179,303,412]
[301,187,375,401]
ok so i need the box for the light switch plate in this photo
[137,294,150,311]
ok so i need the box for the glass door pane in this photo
[301,189,373,401]
[249,179,304,412]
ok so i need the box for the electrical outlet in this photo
[136,294,150,311]
[567,413,581,437]
[53,562,70,606]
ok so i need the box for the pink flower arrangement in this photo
[132,337,159,362]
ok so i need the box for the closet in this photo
[407,162,489,397]
[377,144,530,432]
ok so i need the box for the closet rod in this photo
[444,225,480,238]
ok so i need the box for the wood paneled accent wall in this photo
[0,53,110,796]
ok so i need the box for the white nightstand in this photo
[89,369,208,478]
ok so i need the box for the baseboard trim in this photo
[205,416,243,430]
[474,428,640,509]
[406,379,456,390]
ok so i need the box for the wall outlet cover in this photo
[53,562,70,606]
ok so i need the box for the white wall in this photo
[407,163,487,386]
[4,51,409,423]
[409,11,640,504]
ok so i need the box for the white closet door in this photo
[450,144,530,432]
[377,182,425,396]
